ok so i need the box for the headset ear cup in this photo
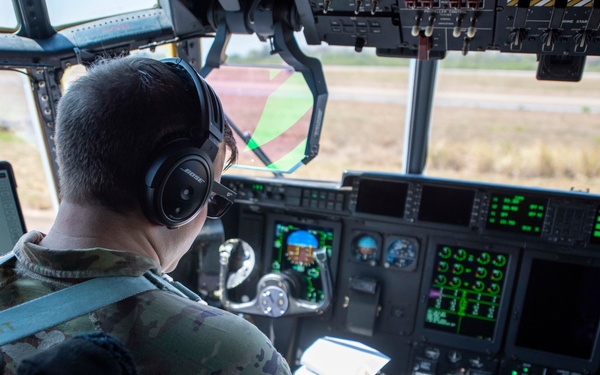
[140,58,225,228]
[142,144,213,229]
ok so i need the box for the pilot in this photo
[0,56,291,374]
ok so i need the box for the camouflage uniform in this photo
[0,231,292,375]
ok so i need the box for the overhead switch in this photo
[355,0,363,14]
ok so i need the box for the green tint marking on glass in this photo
[269,68,281,80]
[266,140,307,171]
[245,73,312,151]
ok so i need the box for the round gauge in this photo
[384,237,419,271]
[285,230,317,266]
[492,254,507,268]
[473,280,485,292]
[352,233,380,265]
[439,246,452,259]
[477,252,491,265]
[448,276,462,288]
[475,266,488,279]
[434,274,447,287]
[488,283,501,295]
[437,261,449,273]
[454,248,467,261]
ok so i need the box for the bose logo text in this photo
[180,168,206,184]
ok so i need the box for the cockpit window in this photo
[203,36,408,179]
[214,33,600,193]
[427,51,600,193]
[46,0,158,29]
[0,2,18,31]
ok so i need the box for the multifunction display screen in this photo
[424,244,509,341]
[515,259,600,359]
[418,186,475,226]
[486,193,546,236]
[271,221,335,303]
[356,178,408,218]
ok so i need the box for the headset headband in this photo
[159,58,224,161]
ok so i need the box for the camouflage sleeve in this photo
[93,290,293,375]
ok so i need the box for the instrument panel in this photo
[349,173,598,247]
[216,172,600,375]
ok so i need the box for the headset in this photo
[141,58,224,229]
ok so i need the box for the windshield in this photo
[212,35,600,192]
[428,52,600,192]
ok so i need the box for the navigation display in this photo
[271,221,335,303]
[418,185,475,226]
[424,244,509,341]
[514,259,600,360]
[355,178,408,218]
[486,192,546,236]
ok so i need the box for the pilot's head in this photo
[54,56,237,225]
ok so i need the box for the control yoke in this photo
[218,238,333,317]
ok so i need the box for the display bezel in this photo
[264,214,342,302]
[353,176,409,220]
[414,238,518,354]
[417,184,476,227]
[504,250,600,373]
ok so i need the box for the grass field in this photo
[2,64,600,216]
